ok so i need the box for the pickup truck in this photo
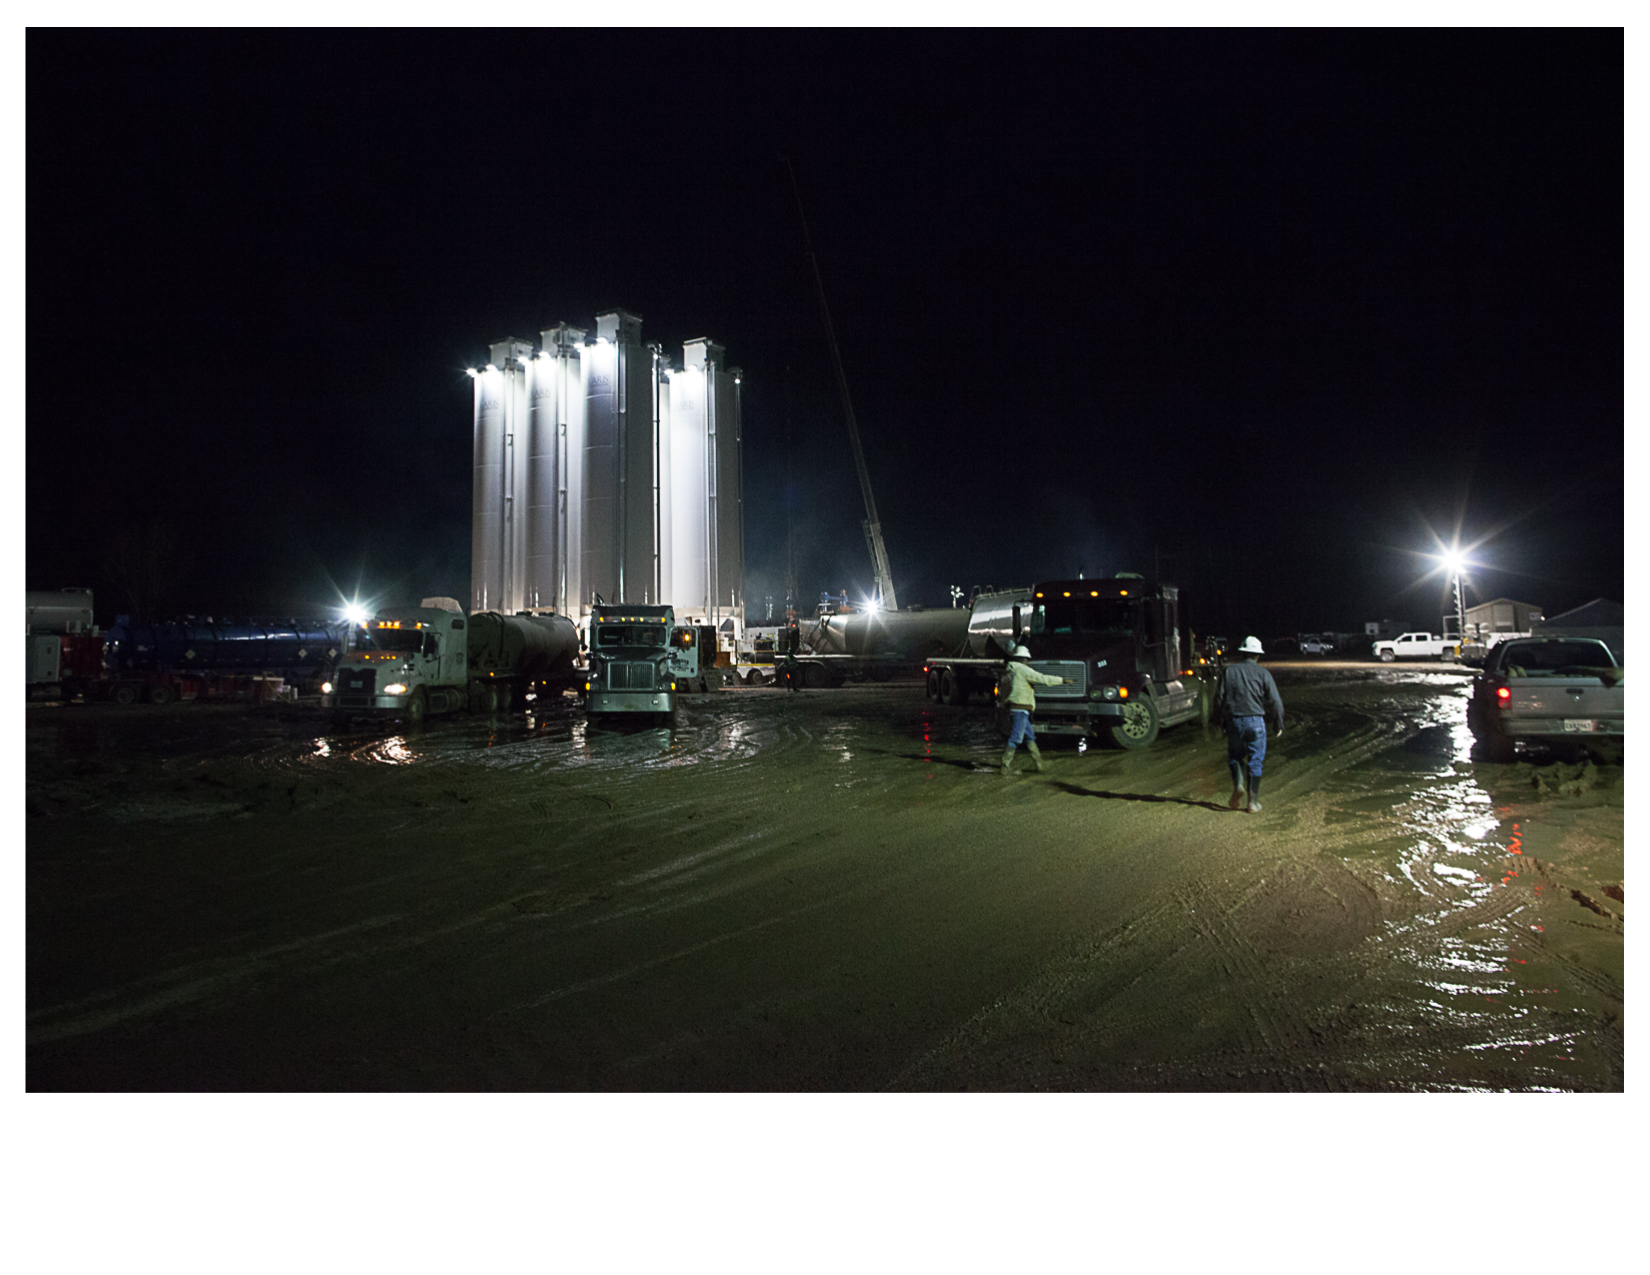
[1465,636,1623,760]
[1372,632,1455,662]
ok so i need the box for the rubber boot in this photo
[1246,772,1263,814]
[1000,746,1017,775]
[1228,760,1247,810]
[1027,741,1045,773]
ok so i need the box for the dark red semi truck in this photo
[924,575,1213,749]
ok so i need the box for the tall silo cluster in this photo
[468,309,743,630]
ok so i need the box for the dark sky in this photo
[26,29,1623,639]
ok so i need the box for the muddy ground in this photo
[25,663,1624,1091]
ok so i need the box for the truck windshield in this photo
[597,624,666,648]
[1498,641,1617,674]
[354,628,425,653]
[1031,598,1135,641]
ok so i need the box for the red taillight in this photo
[1495,685,1511,705]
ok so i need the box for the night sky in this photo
[26,29,1623,641]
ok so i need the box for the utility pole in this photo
[783,156,898,612]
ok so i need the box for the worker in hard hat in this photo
[999,644,1072,774]
[1215,635,1285,812]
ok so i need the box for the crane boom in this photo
[784,158,898,612]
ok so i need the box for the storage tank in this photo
[471,364,506,612]
[524,325,586,614]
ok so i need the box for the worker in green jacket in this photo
[999,644,1071,774]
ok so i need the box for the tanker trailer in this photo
[794,605,972,685]
[101,615,350,705]
[919,587,1034,704]
[465,610,580,711]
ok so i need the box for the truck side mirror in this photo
[1012,605,1021,639]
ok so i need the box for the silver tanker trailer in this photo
[788,604,972,686]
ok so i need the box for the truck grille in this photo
[1030,660,1086,698]
[337,668,376,705]
[607,661,656,690]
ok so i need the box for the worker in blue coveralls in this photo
[999,644,1071,774]
[1215,635,1285,812]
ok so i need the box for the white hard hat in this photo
[1011,644,1031,659]
[1239,635,1265,655]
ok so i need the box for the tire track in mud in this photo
[884,895,1190,1089]
[888,864,1344,1090]
[26,915,409,1044]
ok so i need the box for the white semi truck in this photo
[584,603,678,719]
[325,597,580,725]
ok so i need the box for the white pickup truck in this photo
[1465,636,1623,760]
[1372,631,1456,662]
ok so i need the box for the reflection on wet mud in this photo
[27,671,1622,1091]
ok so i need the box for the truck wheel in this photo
[925,669,940,700]
[1107,696,1160,749]
[404,687,428,726]
[1197,683,1213,726]
[495,684,513,712]
[112,684,138,707]
[148,684,174,706]
[1378,650,1395,663]
[942,669,968,706]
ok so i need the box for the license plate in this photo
[1563,719,1598,733]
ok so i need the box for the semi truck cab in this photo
[1014,579,1209,746]
[667,623,722,692]
[328,608,468,723]
[586,605,677,718]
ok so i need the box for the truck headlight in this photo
[383,683,408,696]
[322,681,333,695]
[1101,686,1119,701]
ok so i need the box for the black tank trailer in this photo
[791,605,971,686]
[923,575,1214,748]
[466,610,581,707]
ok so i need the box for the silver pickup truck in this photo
[1465,637,1623,760]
